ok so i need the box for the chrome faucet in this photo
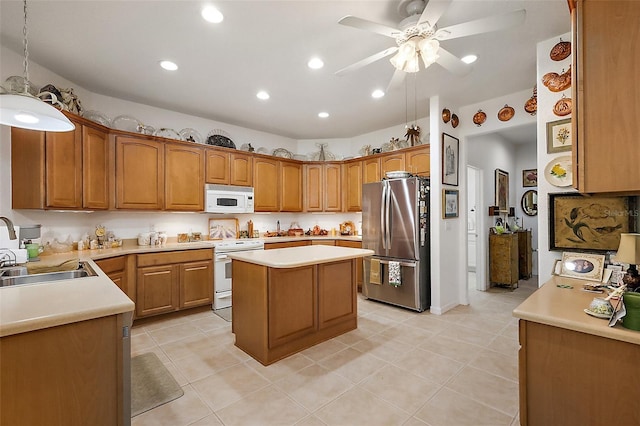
[0,217,17,240]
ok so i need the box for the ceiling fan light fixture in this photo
[461,54,478,64]
[201,6,224,23]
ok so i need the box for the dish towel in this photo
[388,261,402,287]
[370,258,381,285]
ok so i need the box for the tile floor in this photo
[131,276,538,426]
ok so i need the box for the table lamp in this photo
[614,233,640,290]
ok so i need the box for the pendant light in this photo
[0,0,75,132]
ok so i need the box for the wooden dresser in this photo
[517,230,532,279]
[489,233,518,289]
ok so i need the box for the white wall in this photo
[514,142,539,275]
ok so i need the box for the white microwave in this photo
[205,184,254,214]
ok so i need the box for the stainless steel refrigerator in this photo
[362,176,430,312]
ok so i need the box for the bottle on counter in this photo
[248,220,254,238]
[276,220,280,233]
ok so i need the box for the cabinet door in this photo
[45,124,82,208]
[362,157,380,183]
[82,125,110,209]
[179,260,213,309]
[165,143,204,211]
[264,241,310,249]
[324,163,342,211]
[573,0,640,193]
[318,260,357,329]
[304,164,323,212]
[380,153,405,177]
[115,137,164,209]
[136,265,178,317]
[11,127,46,209]
[343,161,362,212]
[230,152,253,186]
[406,146,430,176]
[280,160,302,212]
[205,149,229,184]
[336,240,363,290]
[253,157,279,212]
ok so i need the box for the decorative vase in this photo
[622,291,640,331]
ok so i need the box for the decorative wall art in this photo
[208,218,238,240]
[549,38,571,61]
[522,169,538,187]
[495,169,509,212]
[546,118,572,153]
[553,95,572,116]
[544,156,572,187]
[472,109,487,126]
[442,189,459,219]
[441,133,459,186]
[548,193,635,251]
[542,67,572,92]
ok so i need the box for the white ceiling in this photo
[0,1,570,140]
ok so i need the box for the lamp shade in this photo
[614,233,640,265]
[0,93,75,132]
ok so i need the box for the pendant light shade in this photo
[0,0,75,132]
[0,92,75,131]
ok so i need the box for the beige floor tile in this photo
[274,364,353,412]
[392,348,463,385]
[189,313,230,332]
[132,346,170,363]
[374,305,422,322]
[415,388,513,426]
[402,417,429,426]
[294,415,328,426]
[188,413,224,425]
[137,314,192,332]
[510,412,520,426]
[403,315,452,334]
[418,335,485,364]
[332,326,376,346]
[300,338,349,362]
[314,387,411,426]
[433,323,496,347]
[160,333,217,362]
[216,385,308,426]
[378,323,435,346]
[501,323,520,339]
[487,334,520,357]
[457,314,511,335]
[163,360,189,387]
[148,321,203,346]
[318,347,388,383]
[352,333,415,364]
[131,331,157,353]
[203,326,236,345]
[358,364,441,414]
[174,347,245,383]
[446,366,519,416]
[192,363,271,411]
[469,348,519,382]
[131,385,212,426]
[245,353,314,382]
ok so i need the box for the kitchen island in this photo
[513,276,640,426]
[227,245,373,365]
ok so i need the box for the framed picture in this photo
[494,169,509,212]
[546,118,572,153]
[549,192,635,251]
[559,251,606,282]
[522,169,537,187]
[209,218,238,239]
[442,133,459,186]
[442,189,459,219]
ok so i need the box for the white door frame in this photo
[467,165,488,291]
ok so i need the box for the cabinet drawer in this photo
[137,248,213,267]
[95,256,126,274]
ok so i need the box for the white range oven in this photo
[213,240,264,310]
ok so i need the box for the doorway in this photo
[466,165,485,291]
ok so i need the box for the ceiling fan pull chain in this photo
[22,0,30,94]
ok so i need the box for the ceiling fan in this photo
[335,0,526,90]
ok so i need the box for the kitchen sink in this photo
[0,261,98,287]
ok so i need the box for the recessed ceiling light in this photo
[160,60,178,71]
[318,112,329,118]
[461,54,478,64]
[371,89,385,98]
[307,57,324,69]
[201,6,224,23]
[256,91,270,100]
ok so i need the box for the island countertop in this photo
[227,245,374,268]
[513,275,640,345]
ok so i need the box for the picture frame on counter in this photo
[441,133,459,186]
[546,118,572,153]
[209,218,238,240]
[442,189,459,219]
[559,251,606,282]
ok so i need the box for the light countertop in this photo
[513,275,640,345]
[228,245,373,268]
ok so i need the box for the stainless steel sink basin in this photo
[0,262,97,287]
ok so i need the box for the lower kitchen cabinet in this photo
[95,256,134,304]
[265,240,311,249]
[136,249,213,317]
[336,240,364,290]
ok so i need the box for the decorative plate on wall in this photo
[179,128,203,143]
[83,110,112,127]
[112,115,141,132]
[497,105,515,121]
[544,155,572,187]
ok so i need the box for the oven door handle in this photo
[215,254,229,260]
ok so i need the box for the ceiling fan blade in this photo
[335,47,398,76]
[338,15,401,38]
[435,47,472,76]
[434,9,526,41]
[417,0,452,28]
[386,68,406,92]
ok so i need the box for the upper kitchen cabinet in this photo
[205,149,252,186]
[405,145,430,176]
[164,143,204,211]
[572,0,640,193]
[230,151,253,186]
[343,159,362,212]
[11,115,110,210]
[279,159,303,212]
[380,152,405,177]
[253,156,279,211]
[205,148,229,184]
[115,137,164,210]
[362,157,380,183]
[304,162,341,212]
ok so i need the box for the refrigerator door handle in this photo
[380,182,387,249]
[378,259,416,267]
[384,181,392,249]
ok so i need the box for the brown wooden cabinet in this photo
[11,116,110,210]
[280,160,303,212]
[342,160,363,212]
[405,145,430,176]
[205,148,229,184]
[572,0,640,193]
[265,240,310,249]
[362,157,380,183]
[336,240,364,291]
[115,137,164,210]
[304,162,341,212]
[230,151,252,186]
[517,230,532,279]
[489,233,519,289]
[165,143,204,211]
[380,153,405,177]
[95,256,134,306]
[136,249,213,318]
[253,156,279,212]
